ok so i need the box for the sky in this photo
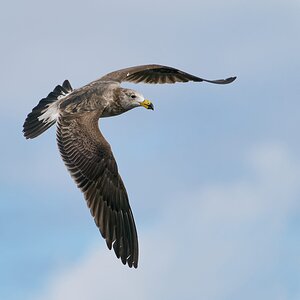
[1,0,300,299]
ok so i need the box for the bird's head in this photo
[118,88,154,112]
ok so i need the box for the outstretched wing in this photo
[56,111,138,268]
[99,64,236,85]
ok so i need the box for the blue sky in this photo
[1,0,300,299]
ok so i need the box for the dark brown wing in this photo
[56,111,138,268]
[99,64,236,85]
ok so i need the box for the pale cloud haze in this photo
[34,144,300,300]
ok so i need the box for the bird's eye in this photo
[131,94,136,99]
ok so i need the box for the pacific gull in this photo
[23,64,236,268]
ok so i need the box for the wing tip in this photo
[203,76,237,85]
[224,76,237,84]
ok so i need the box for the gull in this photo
[23,64,236,268]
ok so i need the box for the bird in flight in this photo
[23,64,236,268]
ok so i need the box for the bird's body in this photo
[23,64,236,268]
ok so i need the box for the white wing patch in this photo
[38,102,59,123]
[37,91,72,124]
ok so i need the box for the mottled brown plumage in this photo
[23,64,236,268]
[99,64,236,84]
[56,111,138,267]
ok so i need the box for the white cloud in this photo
[33,142,300,300]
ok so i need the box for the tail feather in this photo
[23,80,73,139]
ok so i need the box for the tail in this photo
[23,80,73,139]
